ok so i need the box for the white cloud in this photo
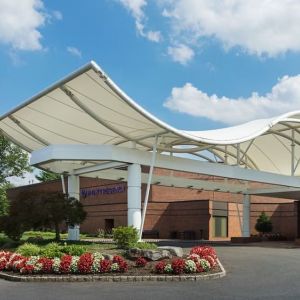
[161,0,300,57]
[0,0,62,52]
[164,75,300,125]
[0,0,46,51]
[118,1,300,57]
[52,10,63,20]
[67,46,82,58]
[117,0,162,42]
[167,44,194,65]
[7,171,39,187]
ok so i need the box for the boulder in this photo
[102,253,114,260]
[127,248,172,261]
[157,246,183,257]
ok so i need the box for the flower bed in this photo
[153,246,218,275]
[0,245,219,276]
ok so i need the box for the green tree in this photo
[0,182,13,216]
[255,212,273,234]
[0,191,87,241]
[0,135,31,184]
[35,170,60,182]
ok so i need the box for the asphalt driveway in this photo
[1,242,300,300]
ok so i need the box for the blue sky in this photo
[1,0,300,131]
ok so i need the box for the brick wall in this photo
[6,172,298,240]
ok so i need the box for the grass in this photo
[20,231,88,241]
[0,231,120,255]
[1,231,157,256]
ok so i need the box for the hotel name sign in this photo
[80,185,126,198]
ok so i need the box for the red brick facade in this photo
[7,171,298,240]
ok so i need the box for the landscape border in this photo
[0,259,226,282]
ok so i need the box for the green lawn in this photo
[0,231,119,254]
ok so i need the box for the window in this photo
[212,201,228,237]
[212,216,228,237]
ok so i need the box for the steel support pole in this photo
[139,136,158,241]
[127,164,142,231]
[291,129,295,176]
[242,194,250,237]
[67,175,80,241]
[61,175,66,194]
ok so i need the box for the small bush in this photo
[61,244,87,256]
[0,216,24,241]
[255,212,273,234]
[112,226,138,249]
[40,242,63,258]
[133,242,157,250]
[0,234,12,246]
[17,243,41,257]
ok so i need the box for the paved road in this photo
[1,243,300,300]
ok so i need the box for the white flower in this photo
[110,263,119,272]
[52,258,61,273]
[184,260,197,273]
[199,259,210,271]
[164,263,173,273]
[70,256,79,273]
[26,256,40,265]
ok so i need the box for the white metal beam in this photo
[139,136,158,240]
[9,115,49,146]
[73,161,128,175]
[247,186,300,195]
[81,169,248,194]
[30,144,300,188]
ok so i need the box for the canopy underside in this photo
[1,61,300,176]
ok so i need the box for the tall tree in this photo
[0,135,31,184]
[0,182,13,216]
[35,170,60,182]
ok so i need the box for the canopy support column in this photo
[127,164,141,231]
[291,129,295,176]
[243,194,250,237]
[67,175,80,241]
[61,175,66,194]
[139,136,158,241]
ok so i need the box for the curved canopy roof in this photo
[1,61,300,176]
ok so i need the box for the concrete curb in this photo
[0,259,226,282]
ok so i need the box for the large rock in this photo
[127,248,172,261]
[102,253,114,260]
[157,246,183,257]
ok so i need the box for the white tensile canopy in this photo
[1,61,300,177]
[1,61,300,239]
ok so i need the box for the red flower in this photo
[6,254,24,271]
[203,255,216,268]
[154,261,166,274]
[171,258,185,275]
[60,255,72,273]
[0,260,6,271]
[78,253,93,274]
[100,259,111,273]
[112,255,125,264]
[118,260,128,273]
[135,257,147,267]
[13,258,28,272]
[190,246,217,259]
[21,265,35,274]
[196,262,204,273]
[37,258,53,274]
